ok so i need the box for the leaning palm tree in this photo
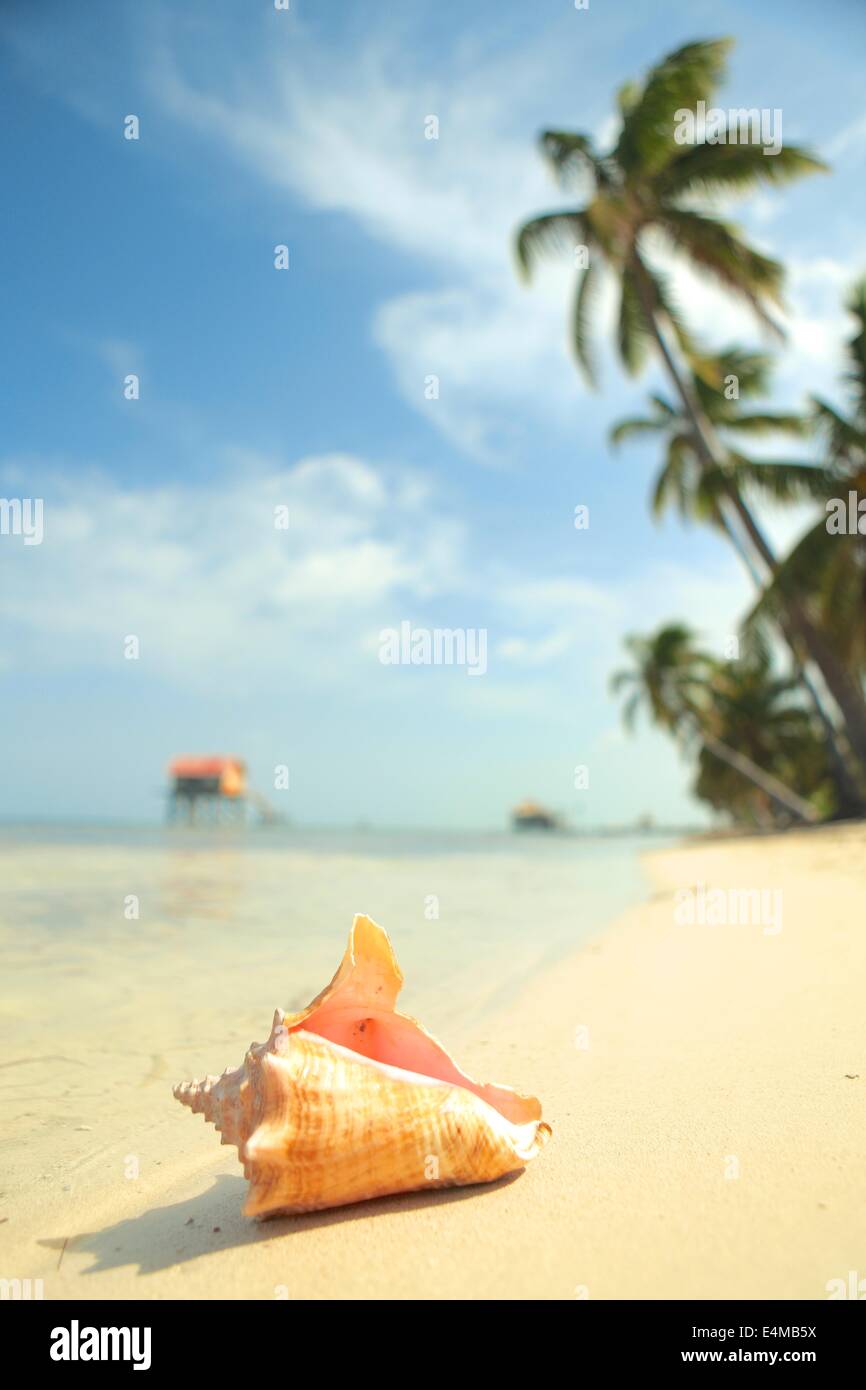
[747,278,866,674]
[609,346,823,536]
[515,38,866,774]
[693,652,832,824]
[611,623,819,823]
[609,349,863,813]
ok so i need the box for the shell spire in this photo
[172,1010,287,1149]
[173,914,551,1217]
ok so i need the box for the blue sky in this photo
[1,0,865,828]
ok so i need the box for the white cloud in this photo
[150,23,863,467]
[0,452,465,693]
[825,111,866,163]
[373,271,586,463]
[149,28,600,461]
[3,446,755,717]
[8,5,863,471]
[153,37,551,276]
[497,629,576,667]
[498,575,618,621]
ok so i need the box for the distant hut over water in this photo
[167,755,249,823]
[511,798,559,831]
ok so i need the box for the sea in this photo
[0,822,662,1185]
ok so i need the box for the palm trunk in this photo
[697,727,818,824]
[723,492,866,777]
[780,648,864,816]
[710,479,865,815]
[631,253,866,814]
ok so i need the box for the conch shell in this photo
[173,913,550,1216]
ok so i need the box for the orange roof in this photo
[169,756,246,779]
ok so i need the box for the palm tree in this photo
[692,653,832,824]
[609,346,824,533]
[611,623,819,823]
[515,38,866,775]
[609,349,864,813]
[747,278,866,673]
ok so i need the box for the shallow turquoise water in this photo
[0,822,659,1040]
[0,823,661,1184]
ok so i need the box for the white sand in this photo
[3,825,864,1299]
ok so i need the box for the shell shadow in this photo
[46,1170,524,1278]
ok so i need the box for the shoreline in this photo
[4,824,864,1299]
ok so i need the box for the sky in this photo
[1,0,865,829]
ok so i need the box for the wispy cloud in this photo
[147,14,862,466]
[3,0,857,826]
[0,452,465,693]
[825,111,866,163]
[3,444,749,693]
[149,26,590,462]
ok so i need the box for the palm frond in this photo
[720,409,808,436]
[614,38,733,176]
[618,264,651,374]
[724,454,837,503]
[616,79,641,119]
[656,208,785,330]
[609,413,668,447]
[810,395,866,462]
[571,257,602,386]
[650,433,697,520]
[538,130,613,190]
[742,515,831,632]
[685,351,726,390]
[842,276,866,410]
[621,689,642,731]
[514,211,589,280]
[661,207,789,334]
[661,141,826,198]
[640,259,696,356]
[696,345,773,398]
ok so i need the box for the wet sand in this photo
[2,824,864,1299]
